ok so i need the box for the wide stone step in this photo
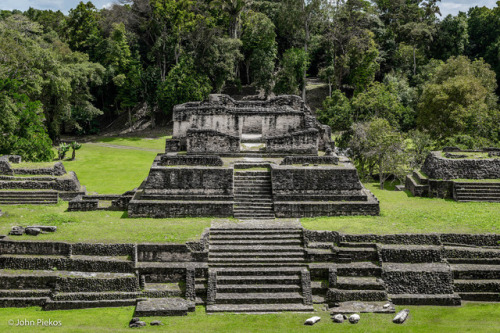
[217,284,301,293]
[44,299,137,310]
[52,291,140,301]
[455,189,500,194]
[210,234,301,240]
[336,277,385,290]
[209,239,301,245]
[389,294,461,306]
[0,289,51,298]
[326,289,387,303]
[206,303,314,313]
[215,292,303,304]
[233,204,273,209]
[447,258,500,265]
[335,262,382,277]
[454,183,500,188]
[445,246,500,259]
[0,297,48,307]
[338,248,378,261]
[0,190,58,196]
[209,258,304,264]
[209,263,307,267]
[454,279,500,292]
[451,264,500,279]
[217,275,301,284]
[209,251,304,258]
[209,245,304,252]
[458,292,500,302]
[215,267,304,276]
[232,197,272,202]
[456,197,500,202]
[339,242,378,249]
[209,228,302,234]
[0,200,58,205]
[233,210,275,215]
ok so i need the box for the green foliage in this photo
[70,141,82,160]
[241,11,277,95]
[274,48,309,95]
[349,118,407,188]
[317,90,352,131]
[351,82,409,128]
[65,1,102,60]
[157,57,212,115]
[417,56,499,142]
[0,79,54,162]
[57,143,70,160]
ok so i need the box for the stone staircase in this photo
[206,227,314,313]
[447,246,500,302]
[454,182,500,202]
[0,190,58,205]
[233,170,275,220]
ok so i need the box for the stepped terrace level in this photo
[128,95,379,219]
[406,148,500,202]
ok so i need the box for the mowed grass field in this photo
[0,135,498,243]
[0,303,499,333]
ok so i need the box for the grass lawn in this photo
[61,143,158,194]
[0,303,499,332]
[95,135,170,151]
[301,182,500,234]
[0,202,211,243]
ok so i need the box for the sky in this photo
[0,0,498,16]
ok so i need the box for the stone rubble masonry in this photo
[382,263,454,294]
[280,156,339,165]
[159,155,223,166]
[422,151,500,180]
[265,129,318,154]
[187,129,240,154]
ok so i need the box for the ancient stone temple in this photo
[128,95,379,218]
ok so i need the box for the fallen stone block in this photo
[27,226,57,232]
[150,320,163,326]
[25,227,42,236]
[8,226,24,236]
[129,317,146,328]
[135,298,194,317]
[349,314,360,324]
[304,316,321,325]
[393,309,410,324]
[332,314,347,323]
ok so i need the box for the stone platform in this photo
[135,298,195,317]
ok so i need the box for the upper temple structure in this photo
[127,95,379,218]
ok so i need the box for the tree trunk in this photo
[128,108,132,128]
[71,149,76,161]
[413,45,416,76]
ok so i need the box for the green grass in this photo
[10,162,56,169]
[301,182,500,234]
[0,304,499,332]
[96,136,170,150]
[0,202,211,243]
[453,179,500,183]
[61,144,157,194]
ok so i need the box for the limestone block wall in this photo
[280,156,339,165]
[382,263,454,294]
[159,155,223,166]
[143,166,233,196]
[422,151,500,179]
[271,165,362,199]
[186,129,240,154]
[265,129,318,154]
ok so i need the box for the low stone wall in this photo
[265,129,318,154]
[380,245,443,263]
[159,155,223,166]
[274,200,379,217]
[0,256,133,273]
[422,151,500,180]
[0,172,81,192]
[441,233,500,246]
[128,199,233,218]
[138,244,194,262]
[0,160,13,175]
[341,233,442,245]
[280,155,339,165]
[382,263,454,294]
[68,197,98,211]
[187,129,239,154]
[271,165,362,194]
[0,240,70,255]
[165,139,181,153]
[0,155,22,163]
[13,162,66,176]
[72,243,134,257]
[143,166,233,196]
